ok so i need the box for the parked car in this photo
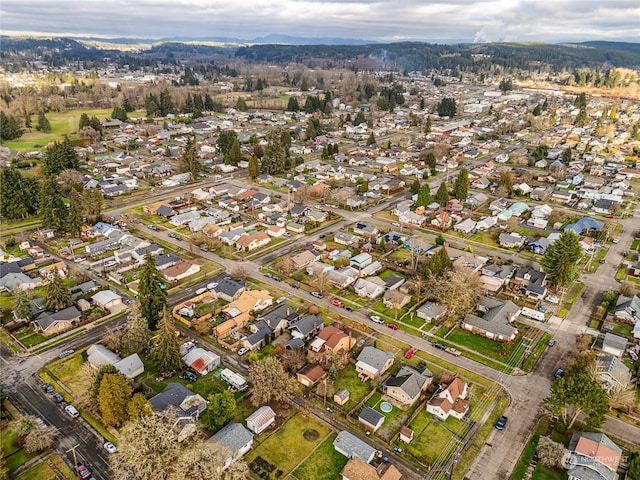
[195,287,208,295]
[310,291,323,299]
[343,305,354,312]
[319,234,326,239]
[369,315,384,324]
[180,371,198,383]
[149,225,159,231]
[545,295,559,304]
[65,405,80,418]
[554,368,564,379]
[404,348,416,359]
[612,237,620,244]
[103,442,117,454]
[599,259,605,264]
[272,276,282,282]
[495,416,508,430]
[291,283,300,289]
[547,339,556,347]
[276,296,287,304]
[391,222,400,227]
[43,384,54,393]
[53,393,64,403]
[237,347,249,356]
[330,299,344,307]
[76,463,92,479]
[263,272,273,278]
[387,324,398,330]
[207,282,219,290]
[433,343,447,350]
[58,349,75,359]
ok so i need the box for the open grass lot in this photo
[14,329,48,348]
[0,402,39,474]
[3,108,114,151]
[333,363,382,411]
[371,298,415,322]
[247,412,330,479]
[406,421,455,464]
[16,454,76,480]
[290,433,348,480]
[445,327,526,362]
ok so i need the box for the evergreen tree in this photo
[540,231,582,288]
[286,97,300,112]
[127,393,151,420]
[36,112,51,132]
[0,111,23,141]
[39,176,68,232]
[24,114,32,129]
[82,188,103,224]
[123,301,151,353]
[261,131,286,175]
[42,138,80,176]
[366,131,376,146]
[12,287,32,321]
[151,310,182,371]
[434,182,450,205]
[424,116,431,134]
[409,179,421,195]
[183,93,194,113]
[206,390,236,430]
[280,130,291,157]
[180,137,200,179]
[159,88,174,116]
[436,97,457,117]
[145,93,160,117]
[422,247,453,278]
[248,156,260,179]
[44,272,72,312]
[224,138,242,166]
[435,233,446,246]
[562,147,572,164]
[0,168,39,220]
[204,93,215,111]
[216,129,237,156]
[67,189,83,236]
[138,252,167,330]
[98,373,133,427]
[192,93,204,111]
[498,170,514,195]
[452,167,469,200]
[415,183,432,207]
[78,113,90,130]
[235,97,248,112]
[122,97,134,112]
[111,105,127,122]
[353,110,366,126]
[92,365,119,398]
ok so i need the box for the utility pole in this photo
[66,444,80,478]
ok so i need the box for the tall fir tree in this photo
[39,176,68,232]
[44,272,72,312]
[12,288,33,321]
[180,137,200,179]
[123,301,151,353]
[452,167,469,200]
[540,231,582,288]
[151,310,182,371]
[434,182,450,205]
[415,183,432,207]
[138,251,167,330]
[98,373,133,427]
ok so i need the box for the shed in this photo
[246,406,276,435]
[334,389,350,405]
[358,407,385,433]
[399,426,414,443]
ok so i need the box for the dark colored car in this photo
[180,371,197,383]
[291,283,300,289]
[433,343,447,350]
[344,305,354,312]
[53,393,64,403]
[495,416,508,430]
[43,384,54,393]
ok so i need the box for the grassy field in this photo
[406,421,455,464]
[15,454,76,480]
[247,412,330,479]
[333,364,378,411]
[3,108,114,151]
[290,434,348,480]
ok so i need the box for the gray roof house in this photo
[32,306,81,335]
[208,423,254,470]
[356,347,394,381]
[566,432,621,480]
[602,333,627,358]
[461,297,520,342]
[383,365,433,406]
[416,301,447,322]
[211,278,245,302]
[149,383,207,419]
[289,315,324,341]
[595,354,631,393]
[358,407,385,433]
[614,294,640,325]
[333,431,376,464]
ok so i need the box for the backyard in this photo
[332,363,383,412]
[290,434,348,480]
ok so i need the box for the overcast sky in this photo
[2,0,639,43]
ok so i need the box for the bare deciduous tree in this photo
[248,356,298,407]
[536,436,566,468]
[24,423,57,453]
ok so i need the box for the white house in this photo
[245,406,276,435]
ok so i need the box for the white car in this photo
[104,442,117,454]
[545,295,559,304]
[276,296,287,304]
[65,405,80,418]
[207,282,218,290]
[237,347,249,356]
[195,287,208,295]
[370,315,384,324]
[391,222,400,227]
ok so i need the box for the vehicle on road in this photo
[404,348,416,359]
[195,287,208,295]
[237,347,249,356]
[43,384,54,393]
[446,347,461,357]
[65,405,80,418]
[58,349,75,359]
[547,339,556,347]
[149,225,159,231]
[263,272,273,278]
[391,222,400,227]
[53,393,64,403]
[545,295,559,304]
[344,305,354,312]
[103,442,117,454]
[310,291,323,299]
[76,463,92,479]
[207,282,218,290]
[291,283,300,289]
[273,276,282,282]
[319,234,326,239]
[612,238,619,244]
[387,324,398,330]
[180,371,198,383]
[599,259,605,264]
[495,416,508,430]
[369,315,384,324]
[330,299,344,307]
[433,343,447,350]
[554,368,564,379]
[276,296,287,304]
[200,245,209,252]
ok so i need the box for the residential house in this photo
[182,347,220,375]
[350,252,373,270]
[291,250,320,269]
[529,237,551,255]
[566,432,621,480]
[149,382,207,419]
[91,290,123,310]
[245,406,276,435]
[416,302,447,323]
[358,407,385,433]
[210,278,245,302]
[208,423,254,470]
[453,218,476,234]
[383,366,433,407]
[399,426,414,444]
[511,267,547,300]
[479,264,516,293]
[564,217,604,236]
[426,376,469,421]
[86,344,144,379]
[461,296,520,342]
[308,325,355,354]
[328,267,359,289]
[333,431,377,464]
[242,326,272,352]
[256,304,300,331]
[334,389,350,406]
[383,289,412,310]
[216,289,273,337]
[613,294,640,326]
[602,333,627,358]
[340,458,402,480]
[286,222,305,234]
[33,306,81,335]
[236,232,271,251]
[290,314,324,341]
[297,364,327,387]
[163,260,201,282]
[475,216,497,231]
[499,233,525,249]
[356,347,394,381]
[335,231,362,247]
[354,277,386,299]
[595,354,631,393]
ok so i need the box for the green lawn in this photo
[445,327,525,362]
[291,434,348,480]
[246,413,330,478]
[1,423,39,473]
[16,454,76,480]
[15,329,48,347]
[406,421,455,464]
[333,364,378,411]
[509,416,550,480]
[522,333,553,372]
[531,465,568,480]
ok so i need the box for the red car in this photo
[330,299,344,307]
[387,324,398,330]
[404,348,416,359]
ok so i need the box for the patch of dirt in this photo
[303,429,319,441]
